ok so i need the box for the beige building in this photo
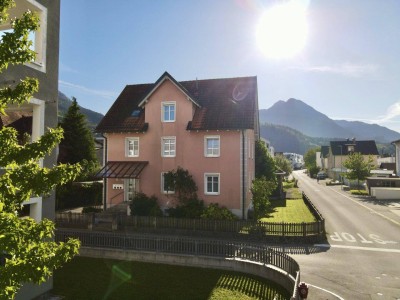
[0,0,60,298]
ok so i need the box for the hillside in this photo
[260,123,331,154]
[259,98,400,143]
[58,91,104,130]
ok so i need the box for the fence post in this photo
[88,213,95,230]
[282,222,285,236]
[112,215,118,231]
[302,222,306,237]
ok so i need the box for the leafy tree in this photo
[164,167,205,218]
[251,177,276,219]
[304,147,320,178]
[274,155,293,176]
[164,167,198,204]
[58,97,98,177]
[0,1,80,298]
[255,140,276,181]
[343,152,375,188]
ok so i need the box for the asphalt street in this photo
[291,170,400,300]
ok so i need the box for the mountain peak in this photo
[260,98,400,143]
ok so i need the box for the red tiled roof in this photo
[96,72,258,133]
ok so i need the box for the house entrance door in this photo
[124,179,137,201]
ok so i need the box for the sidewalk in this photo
[307,284,344,299]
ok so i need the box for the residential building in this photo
[0,0,60,298]
[283,152,304,170]
[326,139,379,182]
[95,72,259,219]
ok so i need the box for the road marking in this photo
[328,187,400,227]
[315,244,400,253]
[329,232,397,245]
[307,284,345,300]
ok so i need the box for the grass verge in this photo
[52,256,290,300]
[261,185,316,223]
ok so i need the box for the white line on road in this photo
[315,244,400,253]
[328,187,400,227]
[307,284,345,300]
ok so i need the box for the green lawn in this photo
[52,256,290,300]
[261,187,316,223]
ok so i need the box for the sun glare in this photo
[256,2,308,59]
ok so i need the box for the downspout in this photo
[242,130,245,220]
[101,133,108,211]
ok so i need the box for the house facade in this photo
[96,72,259,219]
[326,139,379,181]
[0,0,60,298]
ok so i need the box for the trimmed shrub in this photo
[82,206,102,214]
[56,181,102,210]
[350,189,368,196]
[201,203,238,220]
[130,193,162,217]
[166,196,205,218]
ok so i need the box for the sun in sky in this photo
[256,1,309,59]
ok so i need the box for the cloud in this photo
[288,63,379,77]
[59,62,78,73]
[59,80,117,100]
[332,102,400,131]
[377,102,400,123]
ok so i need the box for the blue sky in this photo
[59,0,400,132]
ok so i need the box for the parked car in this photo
[316,172,327,180]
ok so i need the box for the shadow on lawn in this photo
[53,256,290,300]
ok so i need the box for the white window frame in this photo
[161,172,175,194]
[0,0,47,72]
[204,173,220,195]
[125,137,139,157]
[161,101,176,122]
[161,136,176,157]
[204,135,220,157]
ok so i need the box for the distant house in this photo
[367,140,400,199]
[95,72,259,219]
[326,139,379,181]
[318,145,329,170]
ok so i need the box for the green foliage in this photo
[129,192,162,217]
[254,140,276,181]
[58,97,98,169]
[56,182,102,210]
[0,2,80,297]
[251,177,276,219]
[350,189,368,195]
[343,153,375,187]
[164,167,198,205]
[201,203,238,220]
[274,155,293,176]
[81,206,102,214]
[304,147,320,177]
[167,196,205,218]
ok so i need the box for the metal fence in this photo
[56,213,325,237]
[55,229,300,280]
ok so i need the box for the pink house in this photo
[95,72,259,219]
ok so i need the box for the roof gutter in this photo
[242,130,245,220]
[101,133,108,211]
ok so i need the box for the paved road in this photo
[291,170,400,300]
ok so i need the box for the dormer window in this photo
[162,101,175,122]
[131,109,141,117]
